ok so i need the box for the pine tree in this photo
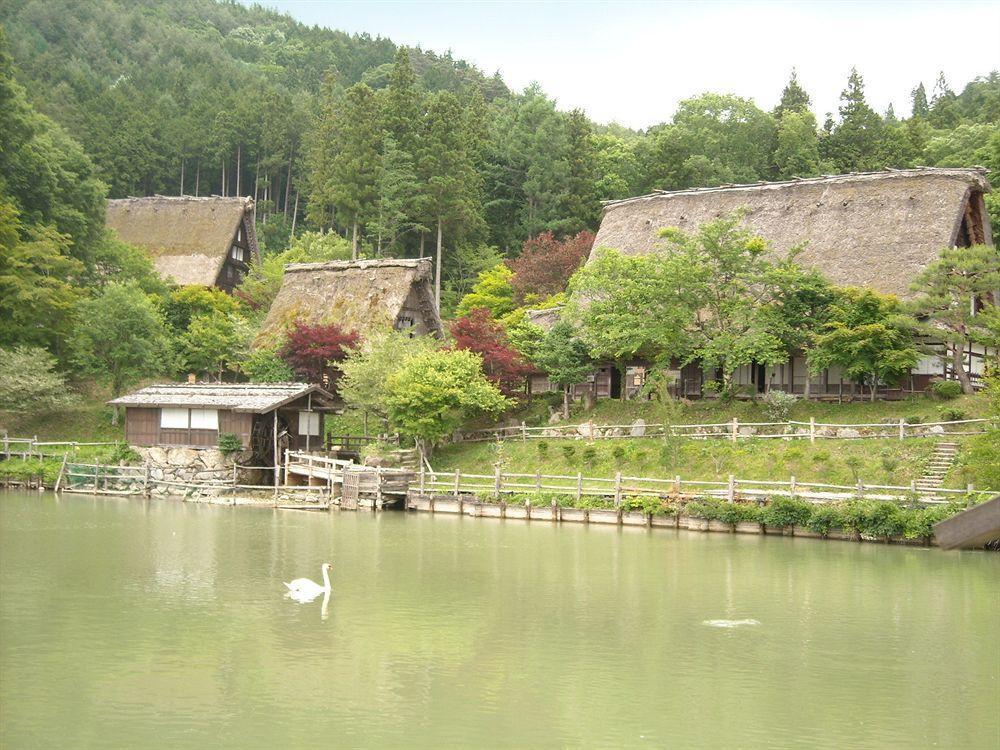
[417,91,484,308]
[825,68,886,172]
[560,109,600,233]
[373,136,421,255]
[774,69,812,119]
[911,82,929,118]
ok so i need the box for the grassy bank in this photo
[432,436,950,488]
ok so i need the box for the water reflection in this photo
[285,588,331,621]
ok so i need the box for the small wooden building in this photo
[255,258,444,347]
[105,196,260,292]
[108,383,336,466]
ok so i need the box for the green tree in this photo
[68,283,172,419]
[338,329,439,424]
[824,68,887,172]
[809,289,920,401]
[0,346,77,414]
[418,90,485,307]
[455,264,516,318]
[164,286,242,333]
[908,245,1000,394]
[568,249,695,397]
[773,110,822,179]
[384,348,509,454]
[533,321,592,418]
[659,214,788,394]
[774,69,812,119]
[911,82,930,118]
[179,313,251,381]
[239,348,295,383]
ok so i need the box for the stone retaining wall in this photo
[135,446,251,496]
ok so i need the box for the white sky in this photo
[257,0,1000,129]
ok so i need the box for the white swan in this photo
[284,563,332,599]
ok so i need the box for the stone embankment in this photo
[134,446,251,495]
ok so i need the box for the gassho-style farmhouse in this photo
[529,167,996,400]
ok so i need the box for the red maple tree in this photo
[279,320,360,386]
[449,308,531,398]
[509,230,595,302]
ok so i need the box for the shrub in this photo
[904,415,923,425]
[840,500,906,539]
[108,441,141,464]
[904,504,955,541]
[807,505,843,536]
[880,454,899,476]
[561,444,576,462]
[217,433,243,454]
[761,497,813,529]
[761,390,797,421]
[581,446,598,467]
[536,440,549,458]
[930,379,962,400]
[811,450,830,463]
[611,445,626,466]
[939,407,967,422]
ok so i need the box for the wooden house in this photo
[108,383,336,467]
[539,167,996,400]
[105,196,259,292]
[255,257,444,347]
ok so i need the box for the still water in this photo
[1,492,997,749]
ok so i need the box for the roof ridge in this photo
[284,257,432,272]
[602,167,991,209]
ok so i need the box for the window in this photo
[298,411,320,436]
[160,408,188,429]
[190,409,219,430]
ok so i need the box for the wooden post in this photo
[54,453,69,494]
[967,483,975,495]
[613,471,623,508]
[856,479,864,499]
[493,464,502,499]
[727,474,735,503]
[419,465,426,495]
[272,411,279,497]
[94,461,100,496]
[535,470,541,492]
[2,431,7,460]
[809,417,816,443]
[376,470,384,510]
[674,475,681,496]
[575,472,583,505]
[731,418,738,442]
[284,449,291,486]
[33,435,38,460]
[790,475,796,498]
[899,418,906,441]
[453,469,461,497]
[910,480,916,495]
[521,421,527,442]
[146,462,152,498]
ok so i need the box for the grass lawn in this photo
[524,392,989,428]
[431,435,953,489]
[0,385,124,444]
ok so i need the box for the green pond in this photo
[1,491,997,749]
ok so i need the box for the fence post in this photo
[419,465,425,496]
[910,480,916,495]
[2,431,7,460]
[33,435,38,460]
[94,461,100,495]
[967,483,975,495]
[856,479,864,498]
[790,475,796,498]
[453,469,461,497]
[535,470,541,492]
[521,421,527,442]
[674,474,681,496]
[727,474,735,503]
[809,417,816,443]
[614,471,623,508]
[145,462,152,498]
[376,470,384,509]
[731,418,738,442]
[899,418,906,441]
[493,464,502,499]
[575,472,583,504]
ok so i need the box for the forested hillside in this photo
[1,0,998,401]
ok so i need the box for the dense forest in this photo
[0,0,998,391]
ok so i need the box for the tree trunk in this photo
[803,369,811,400]
[254,156,260,205]
[290,191,299,239]
[221,157,226,197]
[180,159,185,196]
[420,232,425,258]
[870,377,877,402]
[951,345,975,395]
[195,160,200,196]
[563,386,570,420]
[236,143,242,196]
[284,157,292,216]
[352,220,359,260]
[111,406,120,426]
[435,218,443,311]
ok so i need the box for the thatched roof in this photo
[106,196,257,287]
[256,258,443,346]
[592,168,993,298]
[525,307,563,332]
[108,383,334,412]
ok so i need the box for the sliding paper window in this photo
[190,409,219,430]
[298,411,320,436]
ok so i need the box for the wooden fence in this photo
[1,434,119,460]
[415,466,989,507]
[457,417,996,444]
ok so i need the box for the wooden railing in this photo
[1,433,119,460]
[324,433,399,451]
[415,466,989,506]
[457,417,996,443]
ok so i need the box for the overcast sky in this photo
[255,0,1000,129]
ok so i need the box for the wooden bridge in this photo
[283,451,414,509]
[933,496,1000,550]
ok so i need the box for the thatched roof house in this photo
[106,196,259,291]
[256,258,443,346]
[592,167,993,298]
